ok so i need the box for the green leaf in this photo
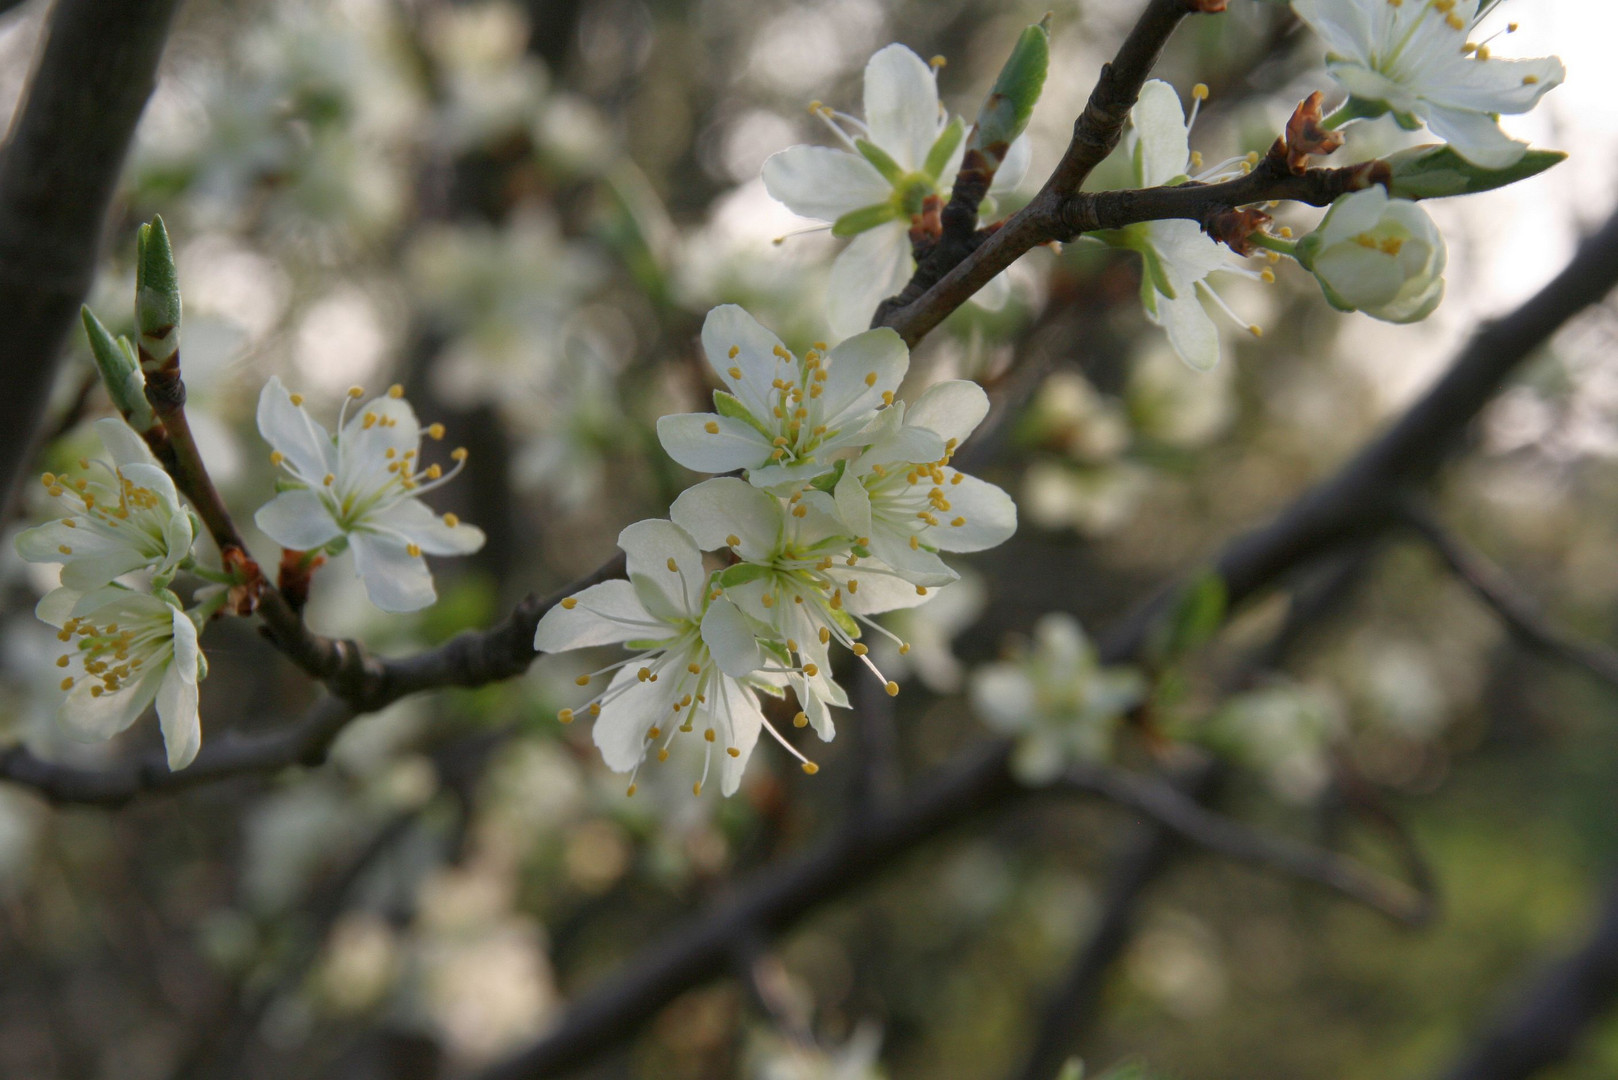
[712,390,773,439]
[1384,144,1566,200]
[923,116,965,181]
[967,17,1050,165]
[81,306,155,430]
[855,137,906,185]
[808,459,847,493]
[718,562,770,588]
[1149,569,1227,666]
[831,202,902,237]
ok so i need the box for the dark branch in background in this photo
[1402,502,1618,693]
[1438,875,1618,1080]
[0,0,184,517]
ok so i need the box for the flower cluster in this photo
[254,378,487,613]
[15,419,208,770]
[535,304,1017,795]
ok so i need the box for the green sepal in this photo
[923,116,965,181]
[967,16,1050,162]
[808,459,847,493]
[832,202,901,238]
[1384,144,1566,200]
[624,638,671,651]
[134,215,182,362]
[831,608,860,639]
[855,137,906,185]
[712,390,773,439]
[760,638,792,666]
[81,306,156,430]
[1138,243,1177,301]
[718,562,770,588]
[1146,569,1227,667]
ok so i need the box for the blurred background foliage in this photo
[2,0,1618,1077]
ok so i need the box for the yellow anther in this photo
[648,726,661,739]
[626,783,638,797]
[803,663,819,677]
[427,423,446,440]
[819,627,831,644]
[451,447,469,461]
[322,474,335,486]
[916,585,928,596]
[726,747,740,758]
[575,674,591,686]
[688,662,702,674]
[347,386,365,399]
[60,676,75,691]
[761,593,775,608]
[658,748,670,762]
[726,534,741,547]
[1523,74,1539,85]
[666,557,679,572]
[881,391,895,406]
[638,667,652,682]
[55,655,69,668]
[269,451,285,467]
[851,643,868,656]
[589,703,601,716]
[693,782,703,796]
[909,535,919,550]
[443,513,460,528]
[705,421,720,434]
[728,366,743,379]
[899,642,912,655]
[57,544,72,555]
[406,543,422,557]
[864,371,878,387]
[802,761,820,775]
[425,464,442,480]
[289,393,304,406]
[1248,325,1263,338]
[1260,268,1276,284]
[773,436,789,447]
[885,680,900,697]
[558,708,574,724]
[793,711,809,728]
[561,597,578,609]
[703,728,716,742]
[388,384,404,398]
[728,345,740,358]
[1192,83,1210,101]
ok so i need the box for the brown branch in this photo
[1402,502,1618,693]
[0,0,183,517]
[467,198,1618,1080]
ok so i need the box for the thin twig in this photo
[1402,501,1618,693]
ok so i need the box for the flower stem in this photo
[1247,232,1300,259]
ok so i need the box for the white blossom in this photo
[16,418,196,593]
[1292,0,1564,169]
[533,519,792,797]
[1296,186,1447,323]
[656,305,908,493]
[38,587,205,771]
[762,43,1030,338]
[1112,81,1265,372]
[971,613,1144,784]
[253,377,486,613]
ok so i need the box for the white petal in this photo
[970,664,1037,732]
[368,498,486,555]
[255,489,344,550]
[656,412,772,475]
[868,528,958,587]
[592,665,666,772]
[60,550,157,592]
[669,477,781,560]
[533,580,660,652]
[827,224,913,340]
[1419,101,1529,169]
[702,597,761,678]
[761,145,892,223]
[1156,289,1222,373]
[94,417,158,467]
[834,467,873,539]
[157,612,201,770]
[906,379,990,446]
[717,678,764,796]
[619,518,705,618]
[818,327,909,426]
[863,43,941,171]
[701,305,790,421]
[256,376,334,482]
[118,461,182,515]
[349,531,436,612]
[338,395,422,496]
[1291,0,1373,61]
[928,471,1017,552]
[59,667,161,742]
[746,459,835,494]
[841,563,933,615]
[35,587,81,626]
[1131,80,1190,187]
[1417,55,1564,116]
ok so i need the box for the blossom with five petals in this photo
[1296,186,1447,323]
[16,418,196,593]
[762,43,1030,338]
[656,305,908,493]
[1108,80,1264,372]
[533,519,791,796]
[39,586,206,771]
[253,377,486,612]
[1292,0,1564,168]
